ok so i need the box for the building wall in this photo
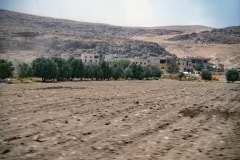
[133,56,177,71]
[81,53,100,64]
[177,57,210,72]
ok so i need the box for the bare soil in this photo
[0,80,240,160]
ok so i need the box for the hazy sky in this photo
[0,0,239,28]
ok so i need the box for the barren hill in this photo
[0,9,239,68]
[168,26,240,44]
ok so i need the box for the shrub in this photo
[0,59,14,79]
[128,63,143,80]
[142,66,152,79]
[124,67,133,79]
[193,64,203,71]
[225,69,239,83]
[178,72,185,80]
[201,69,212,80]
[67,57,84,81]
[112,66,123,80]
[52,57,72,81]
[151,66,162,78]
[17,63,32,78]
[32,57,58,82]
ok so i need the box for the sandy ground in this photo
[0,79,239,160]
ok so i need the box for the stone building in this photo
[177,57,210,72]
[133,55,177,71]
[81,53,100,64]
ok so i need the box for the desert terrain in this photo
[0,79,239,160]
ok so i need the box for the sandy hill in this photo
[0,9,239,68]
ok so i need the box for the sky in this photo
[0,0,239,28]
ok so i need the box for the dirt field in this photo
[0,79,239,160]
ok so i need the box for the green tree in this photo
[112,66,123,80]
[112,59,131,70]
[124,67,133,79]
[100,61,112,80]
[193,64,203,71]
[32,57,58,82]
[52,57,71,81]
[128,63,143,80]
[84,65,93,79]
[0,59,14,79]
[68,57,84,81]
[167,64,179,73]
[225,69,239,83]
[151,66,162,78]
[142,66,152,79]
[17,63,32,78]
[178,72,185,81]
[84,64,102,80]
[201,69,212,80]
[94,65,103,80]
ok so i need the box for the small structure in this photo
[177,57,210,72]
[133,55,177,71]
[104,54,119,62]
[81,53,100,64]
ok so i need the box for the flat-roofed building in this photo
[81,53,100,64]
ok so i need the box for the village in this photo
[81,52,225,74]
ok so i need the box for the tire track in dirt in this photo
[0,80,239,160]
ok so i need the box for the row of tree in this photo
[1,58,239,82]
[0,58,162,81]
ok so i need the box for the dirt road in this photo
[0,79,239,160]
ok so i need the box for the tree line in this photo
[0,57,162,82]
[1,58,239,82]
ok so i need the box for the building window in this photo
[90,60,92,63]
[160,59,166,64]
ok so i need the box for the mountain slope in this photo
[168,26,240,44]
[0,9,187,64]
[0,9,239,68]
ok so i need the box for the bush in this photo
[151,66,162,78]
[124,67,133,79]
[178,72,185,80]
[112,66,123,80]
[193,64,203,71]
[52,57,72,81]
[17,63,33,78]
[67,57,84,81]
[0,59,14,79]
[32,57,58,82]
[142,66,152,79]
[201,69,212,80]
[128,63,143,80]
[225,69,239,83]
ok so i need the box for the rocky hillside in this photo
[168,26,240,44]
[0,9,187,64]
[0,9,239,68]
